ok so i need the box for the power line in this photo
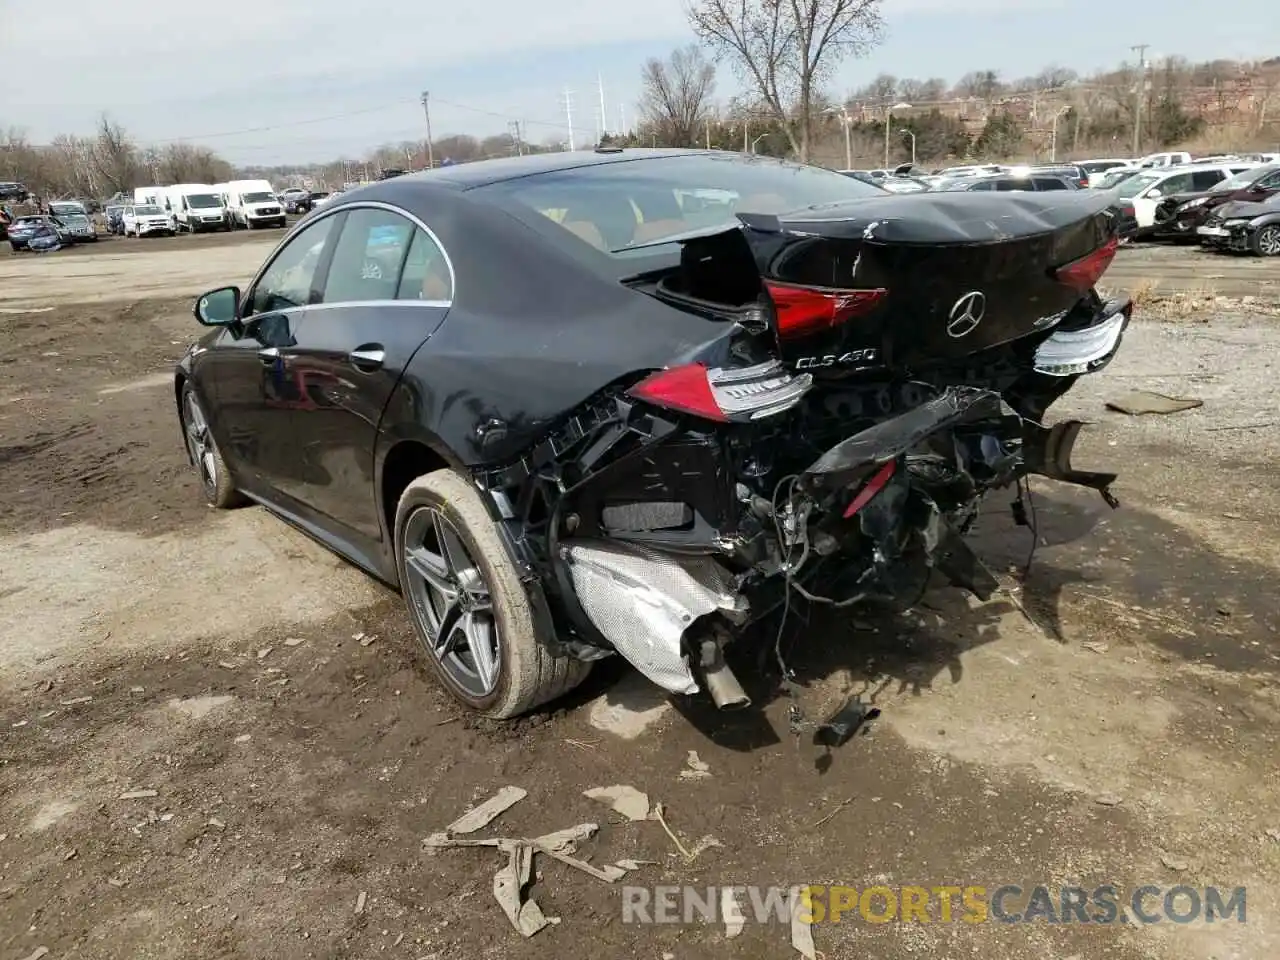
[153,98,420,144]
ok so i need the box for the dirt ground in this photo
[2,233,1279,960]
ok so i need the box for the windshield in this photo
[1081,161,1125,173]
[1117,174,1162,199]
[187,194,222,208]
[478,154,883,258]
[243,192,275,203]
[49,203,85,216]
[136,205,163,215]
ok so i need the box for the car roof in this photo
[384,147,716,191]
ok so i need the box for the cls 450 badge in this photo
[795,348,879,370]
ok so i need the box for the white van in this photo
[223,179,286,230]
[164,184,229,233]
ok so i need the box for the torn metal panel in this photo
[493,839,554,937]
[563,540,746,695]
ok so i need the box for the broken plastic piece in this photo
[813,695,881,748]
[583,784,651,821]
[446,785,527,834]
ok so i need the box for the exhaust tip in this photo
[700,638,752,710]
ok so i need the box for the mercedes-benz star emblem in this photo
[947,291,986,338]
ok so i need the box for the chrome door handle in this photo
[348,347,385,370]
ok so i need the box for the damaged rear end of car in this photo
[478,177,1132,709]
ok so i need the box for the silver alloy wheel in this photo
[1258,226,1280,256]
[402,506,501,698]
[182,392,217,492]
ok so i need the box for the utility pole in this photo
[706,118,712,149]
[420,91,434,169]
[1130,45,1148,156]
[563,89,575,151]
[618,104,626,138]
[598,73,608,138]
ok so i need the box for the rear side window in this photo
[1033,177,1068,191]
[322,208,415,303]
[396,229,453,302]
[1258,171,1280,189]
[968,180,996,191]
[1159,172,1195,194]
[1191,170,1226,191]
[478,154,883,258]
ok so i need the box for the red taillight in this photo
[628,362,727,422]
[627,359,812,423]
[764,281,887,339]
[1053,236,1119,291]
[844,460,897,518]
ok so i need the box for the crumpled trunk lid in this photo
[655,192,1120,374]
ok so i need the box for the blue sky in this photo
[0,0,1275,165]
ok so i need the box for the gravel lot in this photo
[1,231,1278,960]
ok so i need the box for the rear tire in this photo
[394,469,590,718]
[180,383,244,509]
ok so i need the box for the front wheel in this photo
[180,383,244,509]
[394,469,591,718]
[1252,225,1280,257]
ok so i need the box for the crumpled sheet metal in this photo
[562,539,746,695]
[803,385,1007,482]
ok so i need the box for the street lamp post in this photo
[751,132,768,154]
[901,129,916,167]
[884,102,911,167]
[824,107,853,169]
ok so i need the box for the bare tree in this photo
[1033,65,1078,92]
[92,115,141,194]
[896,77,946,103]
[639,44,717,147]
[952,70,1004,103]
[688,0,886,160]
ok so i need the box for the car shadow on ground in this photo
[659,484,1279,755]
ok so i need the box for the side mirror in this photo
[194,285,241,326]
[1146,188,1162,199]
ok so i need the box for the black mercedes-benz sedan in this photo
[177,147,1128,718]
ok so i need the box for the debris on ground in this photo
[283,637,306,646]
[1160,853,1190,871]
[813,695,881,748]
[583,784,651,821]
[355,890,367,914]
[790,888,817,959]
[424,788,656,937]
[650,801,721,863]
[19,948,50,960]
[446,786,527,835]
[59,696,93,706]
[1105,390,1203,416]
[1095,793,1124,806]
[1081,641,1110,654]
[678,751,712,781]
[118,789,159,800]
[722,887,745,939]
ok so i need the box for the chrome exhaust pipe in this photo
[700,639,751,710]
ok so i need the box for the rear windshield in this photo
[477,154,883,259]
[49,203,85,216]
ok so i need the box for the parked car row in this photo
[837,154,1279,257]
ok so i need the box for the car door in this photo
[285,203,454,542]
[1135,171,1193,227]
[200,213,339,497]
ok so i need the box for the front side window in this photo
[250,215,337,315]
[1157,173,1195,195]
[321,207,415,304]
[1033,177,1068,191]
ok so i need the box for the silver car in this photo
[47,201,97,242]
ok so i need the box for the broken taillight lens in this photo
[843,460,898,518]
[764,281,888,339]
[627,360,812,423]
[1053,236,1119,291]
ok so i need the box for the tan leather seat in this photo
[562,220,607,250]
[421,258,452,301]
[631,218,688,244]
[737,193,790,212]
